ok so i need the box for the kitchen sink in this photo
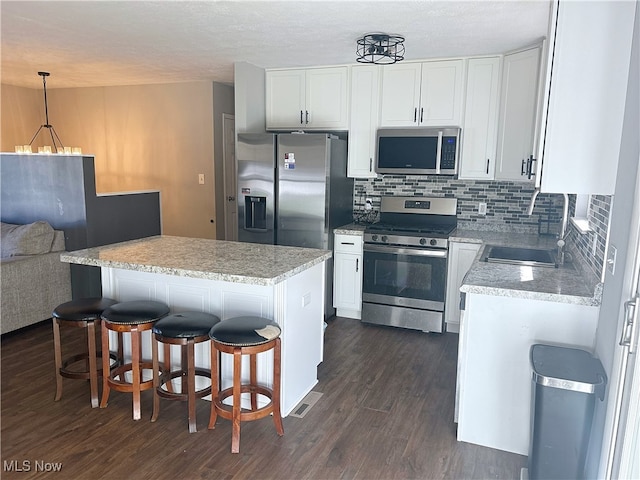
[482,245,557,268]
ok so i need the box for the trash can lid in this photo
[531,344,607,397]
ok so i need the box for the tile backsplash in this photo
[352,176,610,279]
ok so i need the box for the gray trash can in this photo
[528,344,607,480]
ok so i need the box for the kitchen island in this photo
[61,235,332,416]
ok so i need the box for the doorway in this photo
[222,114,237,241]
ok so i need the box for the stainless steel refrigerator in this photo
[237,132,354,316]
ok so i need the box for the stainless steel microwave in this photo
[376,127,461,175]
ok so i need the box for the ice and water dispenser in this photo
[244,196,267,230]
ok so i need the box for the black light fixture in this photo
[28,71,64,153]
[356,33,405,65]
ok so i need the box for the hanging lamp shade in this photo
[356,33,405,64]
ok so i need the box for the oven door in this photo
[362,244,447,311]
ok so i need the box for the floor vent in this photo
[289,391,323,419]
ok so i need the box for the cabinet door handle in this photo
[521,159,526,176]
[305,110,309,124]
[341,242,355,245]
[420,107,424,123]
[486,159,490,174]
[369,158,373,172]
[356,258,359,272]
[527,155,537,180]
[414,107,418,123]
[300,110,303,124]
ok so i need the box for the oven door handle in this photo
[364,244,448,258]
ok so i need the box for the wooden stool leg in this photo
[117,333,124,380]
[87,320,99,408]
[131,326,142,421]
[231,348,242,454]
[52,318,63,402]
[250,353,258,411]
[187,340,196,433]
[100,323,111,408]
[151,335,160,422]
[164,343,173,393]
[208,342,219,430]
[272,338,284,435]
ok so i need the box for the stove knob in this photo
[419,238,427,245]
[430,239,438,246]
[371,234,378,242]
[381,235,388,243]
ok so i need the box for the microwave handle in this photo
[435,130,443,174]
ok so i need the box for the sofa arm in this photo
[1,252,72,334]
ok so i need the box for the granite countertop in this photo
[333,223,367,236]
[60,235,332,286]
[452,229,601,306]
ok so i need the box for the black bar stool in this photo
[208,316,284,453]
[52,297,118,408]
[151,311,221,432]
[99,300,170,420]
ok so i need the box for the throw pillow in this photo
[1,221,55,257]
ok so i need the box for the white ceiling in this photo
[1,0,551,90]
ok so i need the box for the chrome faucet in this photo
[527,188,569,266]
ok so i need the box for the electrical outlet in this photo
[198,174,205,185]
[478,202,487,215]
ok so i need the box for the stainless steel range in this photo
[362,196,458,333]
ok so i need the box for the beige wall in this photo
[1,84,43,149]
[1,81,228,239]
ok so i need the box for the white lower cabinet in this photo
[445,241,481,333]
[333,233,363,319]
[456,292,598,455]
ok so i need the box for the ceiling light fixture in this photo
[28,71,64,153]
[356,33,405,65]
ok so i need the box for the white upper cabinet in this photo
[379,59,464,127]
[458,57,501,180]
[266,66,349,130]
[534,0,635,194]
[347,65,380,178]
[495,46,541,182]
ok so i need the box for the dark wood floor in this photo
[1,316,526,479]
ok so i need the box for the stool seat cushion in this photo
[153,312,221,338]
[53,297,118,321]
[209,316,281,346]
[101,300,169,325]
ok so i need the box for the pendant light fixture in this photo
[28,71,64,153]
[356,33,405,64]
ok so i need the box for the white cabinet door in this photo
[266,67,349,130]
[380,60,464,127]
[495,46,541,182]
[306,66,349,129]
[459,57,501,180]
[333,233,363,319]
[445,241,481,332]
[266,69,306,129]
[535,0,635,194]
[348,65,380,178]
[420,59,465,126]
[379,62,422,126]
